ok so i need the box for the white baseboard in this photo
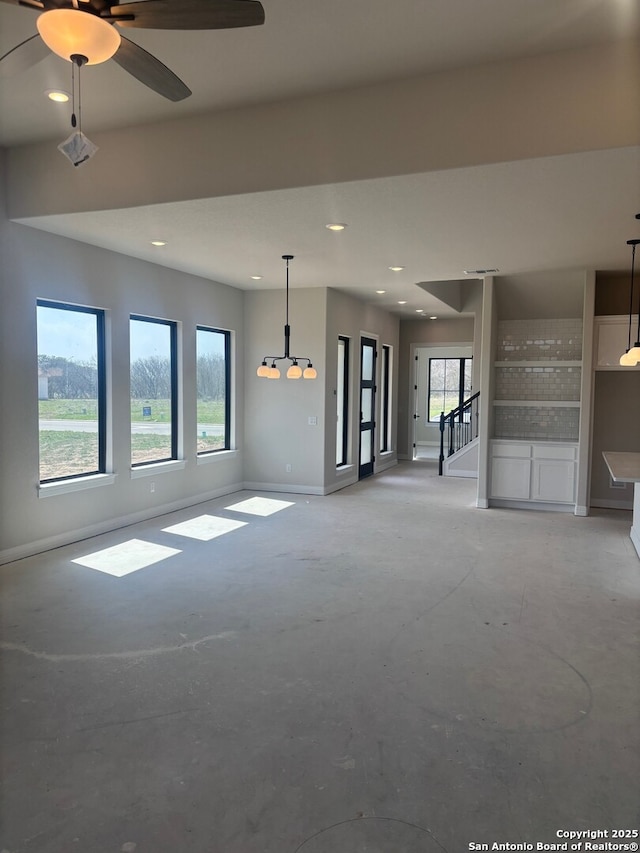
[376,456,398,474]
[590,498,633,511]
[489,498,575,513]
[0,481,245,567]
[242,481,326,496]
[631,525,640,559]
[574,505,589,517]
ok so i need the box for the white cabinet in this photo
[490,441,577,506]
[491,457,531,499]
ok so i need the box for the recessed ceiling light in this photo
[388,266,404,272]
[326,223,347,231]
[376,290,386,294]
[250,275,263,280]
[416,309,424,313]
[151,240,166,247]
[430,316,438,320]
[398,300,407,305]
[46,89,69,103]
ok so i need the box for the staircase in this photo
[438,391,480,477]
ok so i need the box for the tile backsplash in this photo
[495,365,581,401]
[496,318,583,361]
[493,318,583,441]
[494,405,580,441]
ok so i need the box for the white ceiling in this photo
[2,0,640,316]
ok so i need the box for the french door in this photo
[359,336,377,479]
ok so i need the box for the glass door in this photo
[359,336,376,479]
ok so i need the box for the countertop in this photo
[602,451,640,484]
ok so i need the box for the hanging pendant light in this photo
[256,255,317,380]
[620,236,640,366]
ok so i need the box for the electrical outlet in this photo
[150,482,155,493]
[308,416,317,426]
[286,464,292,473]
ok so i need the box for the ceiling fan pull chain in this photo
[71,59,77,128]
[77,59,82,133]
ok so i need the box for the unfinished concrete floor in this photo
[1,461,639,852]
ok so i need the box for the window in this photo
[336,336,349,466]
[130,315,178,466]
[380,344,392,452]
[36,300,106,483]
[427,357,472,422]
[196,327,231,454]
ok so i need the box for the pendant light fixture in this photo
[620,229,640,366]
[257,255,317,380]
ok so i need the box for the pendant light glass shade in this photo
[620,345,640,366]
[303,365,317,379]
[257,362,270,378]
[37,9,121,65]
[287,363,302,379]
[268,366,281,379]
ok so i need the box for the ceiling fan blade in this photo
[112,35,191,101]
[107,0,265,30]
[0,33,49,76]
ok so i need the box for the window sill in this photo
[38,473,116,498]
[197,449,239,465]
[130,460,186,479]
[336,464,355,476]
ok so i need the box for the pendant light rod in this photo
[626,240,636,353]
[620,235,640,366]
[256,255,318,379]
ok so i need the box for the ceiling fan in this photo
[0,0,265,101]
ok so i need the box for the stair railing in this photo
[438,391,480,475]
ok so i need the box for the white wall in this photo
[0,177,245,562]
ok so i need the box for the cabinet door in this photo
[531,460,575,503]
[491,457,531,499]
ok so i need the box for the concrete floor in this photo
[1,461,639,852]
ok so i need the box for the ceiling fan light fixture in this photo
[37,9,121,65]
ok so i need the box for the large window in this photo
[196,326,231,454]
[36,300,106,483]
[427,357,472,422]
[336,336,349,466]
[379,344,392,452]
[130,315,178,466]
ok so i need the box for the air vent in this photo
[464,268,499,275]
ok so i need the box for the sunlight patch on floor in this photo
[71,539,181,577]
[225,496,295,516]
[162,514,248,541]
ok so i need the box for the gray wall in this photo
[0,171,245,561]
[324,289,400,491]
[397,317,476,458]
[590,371,640,508]
[243,287,328,493]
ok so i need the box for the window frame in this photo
[380,344,391,453]
[130,314,178,467]
[427,356,473,423]
[336,335,350,467]
[36,299,106,484]
[196,325,231,455]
